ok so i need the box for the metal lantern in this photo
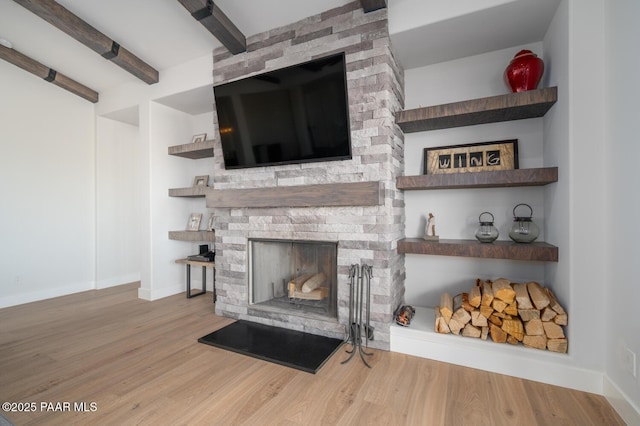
[508,203,539,243]
[475,212,499,243]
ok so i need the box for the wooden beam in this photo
[12,0,159,84]
[206,181,383,209]
[177,0,246,54]
[0,44,98,103]
[360,0,387,13]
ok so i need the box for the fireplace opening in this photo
[249,239,337,320]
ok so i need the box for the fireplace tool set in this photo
[342,263,374,367]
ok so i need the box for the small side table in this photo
[175,258,216,302]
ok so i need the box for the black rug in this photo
[198,320,343,374]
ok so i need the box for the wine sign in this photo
[423,139,518,175]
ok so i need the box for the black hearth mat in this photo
[198,320,343,374]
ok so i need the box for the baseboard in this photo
[138,283,188,301]
[96,273,141,289]
[603,375,640,425]
[0,281,95,309]
[390,306,603,394]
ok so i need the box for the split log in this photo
[449,308,471,335]
[523,334,548,350]
[480,281,494,306]
[492,299,507,313]
[471,310,488,327]
[504,302,518,317]
[542,321,565,339]
[461,293,475,312]
[527,281,550,310]
[492,311,512,319]
[518,309,540,322]
[462,323,481,338]
[540,307,557,322]
[547,338,568,353]
[513,283,534,309]
[480,305,494,319]
[469,286,482,308]
[481,326,489,341]
[501,318,524,341]
[301,272,326,293]
[553,314,568,326]
[507,335,519,345]
[492,278,515,304]
[488,314,503,326]
[524,318,545,336]
[490,323,508,343]
[435,309,451,334]
[439,293,453,322]
[543,287,566,315]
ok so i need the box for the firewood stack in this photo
[435,278,568,353]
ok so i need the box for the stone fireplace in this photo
[207,2,405,350]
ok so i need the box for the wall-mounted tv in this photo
[213,53,352,169]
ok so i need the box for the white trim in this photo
[0,281,95,309]
[603,375,640,425]
[96,274,141,289]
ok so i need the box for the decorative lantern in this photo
[475,212,499,243]
[509,203,540,243]
[504,49,544,92]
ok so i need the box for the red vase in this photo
[504,50,544,92]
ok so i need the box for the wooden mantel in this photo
[206,181,383,209]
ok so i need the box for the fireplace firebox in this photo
[249,239,337,320]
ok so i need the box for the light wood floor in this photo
[0,283,625,426]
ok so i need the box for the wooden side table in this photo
[175,258,216,301]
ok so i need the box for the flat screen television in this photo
[213,53,352,169]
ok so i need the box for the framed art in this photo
[207,213,215,231]
[193,175,209,187]
[187,213,202,231]
[423,139,518,175]
[191,133,207,143]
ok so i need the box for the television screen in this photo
[214,53,352,169]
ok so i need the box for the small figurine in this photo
[423,212,439,241]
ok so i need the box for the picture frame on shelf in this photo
[193,175,209,187]
[423,139,518,175]
[207,213,215,231]
[191,133,207,144]
[186,213,202,231]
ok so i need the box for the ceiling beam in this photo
[360,0,387,13]
[0,44,98,103]
[12,0,159,84]
[177,0,246,54]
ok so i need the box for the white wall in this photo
[96,116,143,288]
[0,61,96,307]
[604,0,640,419]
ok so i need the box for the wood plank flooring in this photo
[0,283,625,425]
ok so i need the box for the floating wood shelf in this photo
[168,140,215,159]
[168,231,215,242]
[397,238,558,262]
[397,167,558,190]
[396,87,557,132]
[168,187,213,198]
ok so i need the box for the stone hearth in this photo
[208,1,404,350]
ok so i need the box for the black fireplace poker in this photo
[342,263,374,368]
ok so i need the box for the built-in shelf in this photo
[396,87,557,132]
[168,187,213,197]
[397,167,558,190]
[397,238,558,262]
[168,140,215,159]
[168,230,215,242]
